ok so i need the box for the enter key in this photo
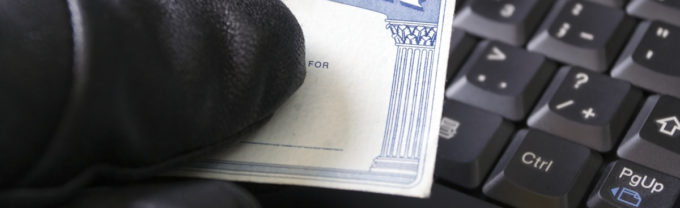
[587,160,680,208]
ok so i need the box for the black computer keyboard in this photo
[437,0,680,207]
[246,0,680,207]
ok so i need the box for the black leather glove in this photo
[0,0,304,206]
[65,179,261,208]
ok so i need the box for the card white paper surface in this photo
[175,0,456,197]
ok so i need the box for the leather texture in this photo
[65,179,261,208]
[0,0,304,206]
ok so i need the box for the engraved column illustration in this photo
[370,20,438,177]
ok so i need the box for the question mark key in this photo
[573,72,589,89]
[527,66,643,152]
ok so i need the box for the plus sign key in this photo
[483,130,602,208]
[528,66,643,152]
[618,95,680,178]
[587,160,680,208]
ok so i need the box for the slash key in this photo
[528,66,642,152]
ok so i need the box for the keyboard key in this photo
[482,129,602,208]
[587,160,680,208]
[611,21,680,99]
[254,183,502,208]
[446,41,556,121]
[436,100,514,189]
[585,0,626,8]
[618,95,680,178]
[453,0,553,46]
[446,30,477,83]
[527,0,635,72]
[527,66,642,152]
[627,0,680,27]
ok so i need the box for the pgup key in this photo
[587,160,680,208]
[619,168,664,194]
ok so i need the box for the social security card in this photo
[175,0,456,197]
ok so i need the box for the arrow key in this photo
[587,160,680,208]
[618,95,680,178]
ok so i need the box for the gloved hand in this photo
[0,0,304,206]
[65,179,261,208]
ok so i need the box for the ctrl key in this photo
[587,160,680,208]
[482,129,602,208]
